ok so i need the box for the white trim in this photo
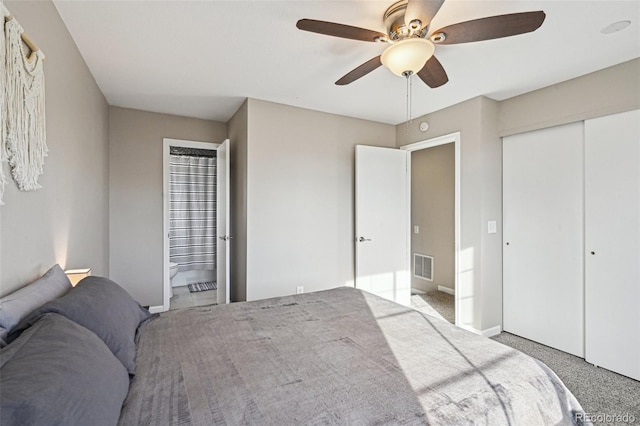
[401,132,462,327]
[148,305,165,314]
[459,324,502,337]
[402,132,460,152]
[404,149,412,304]
[162,138,221,313]
[163,138,220,150]
[438,285,455,295]
[481,325,502,337]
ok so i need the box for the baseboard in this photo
[148,305,165,314]
[438,285,455,295]
[458,324,502,337]
[480,325,502,337]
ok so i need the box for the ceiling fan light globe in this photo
[381,38,435,76]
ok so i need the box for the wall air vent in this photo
[414,253,434,281]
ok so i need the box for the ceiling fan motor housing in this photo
[384,0,415,40]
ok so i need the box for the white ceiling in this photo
[53,0,640,125]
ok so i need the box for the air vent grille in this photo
[414,253,434,281]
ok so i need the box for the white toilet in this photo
[169,262,180,280]
[169,262,180,298]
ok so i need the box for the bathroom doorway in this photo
[162,138,230,312]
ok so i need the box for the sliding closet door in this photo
[585,110,640,380]
[503,123,584,357]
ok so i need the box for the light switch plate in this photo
[414,225,420,234]
[488,221,497,234]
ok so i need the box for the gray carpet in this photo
[492,332,640,425]
[410,290,455,324]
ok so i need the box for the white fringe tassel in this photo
[3,13,47,193]
[0,4,8,204]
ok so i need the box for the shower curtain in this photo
[169,151,216,272]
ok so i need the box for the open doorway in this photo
[162,138,230,312]
[401,132,460,325]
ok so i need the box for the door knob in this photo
[219,236,234,241]
[358,237,372,242]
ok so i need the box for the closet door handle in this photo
[358,236,372,242]
[219,235,234,241]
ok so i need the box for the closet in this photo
[584,110,639,380]
[503,110,640,380]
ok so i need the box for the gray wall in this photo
[108,107,226,306]
[227,100,248,302]
[244,99,396,301]
[478,98,502,330]
[499,58,640,137]
[411,144,455,293]
[0,0,109,295]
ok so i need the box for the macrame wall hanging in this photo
[0,4,47,205]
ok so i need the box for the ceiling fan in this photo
[296,0,545,88]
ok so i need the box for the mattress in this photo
[119,287,586,425]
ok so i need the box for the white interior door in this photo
[217,139,230,304]
[585,110,640,380]
[503,123,584,357]
[355,145,410,306]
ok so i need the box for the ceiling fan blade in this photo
[405,0,445,29]
[417,55,448,88]
[432,11,545,45]
[297,19,387,42]
[335,56,382,85]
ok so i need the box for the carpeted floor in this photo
[492,332,640,424]
[410,290,455,324]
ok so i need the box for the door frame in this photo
[400,132,461,326]
[160,138,221,313]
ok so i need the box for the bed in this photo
[0,265,588,425]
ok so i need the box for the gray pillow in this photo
[7,276,151,375]
[0,264,72,346]
[0,313,130,426]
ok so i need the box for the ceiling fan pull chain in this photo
[405,71,413,134]
[409,73,413,123]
